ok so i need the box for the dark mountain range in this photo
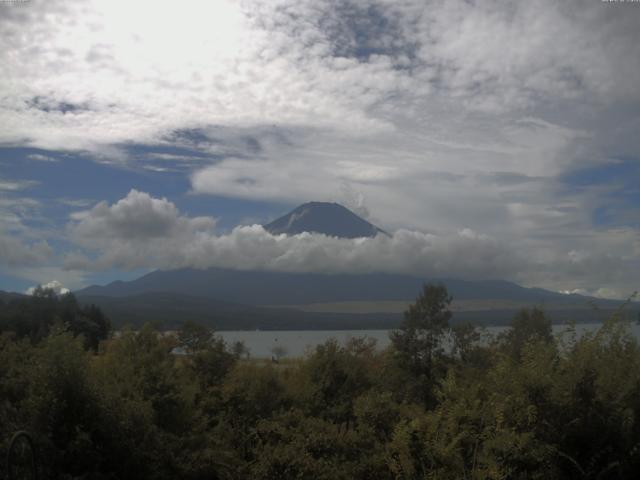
[0,290,26,303]
[76,268,601,306]
[70,291,629,330]
[264,201,388,238]
[4,284,629,331]
[73,268,636,330]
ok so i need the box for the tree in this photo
[300,339,375,428]
[178,321,236,390]
[178,320,215,353]
[502,307,552,359]
[70,302,111,351]
[0,289,110,349]
[390,284,452,405]
[391,283,452,375]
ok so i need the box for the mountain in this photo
[77,269,592,306]
[72,201,636,330]
[73,290,627,330]
[0,290,27,303]
[75,268,635,330]
[264,201,388,238]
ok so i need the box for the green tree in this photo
[502,307,552,359]
[177,321,236,391]
[0,289,110,349]
[24,328,104,477]
[390,283,452,404]
[301,338,374,428]
[178,320,215,353]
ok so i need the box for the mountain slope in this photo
[264,201,388,238]
[76,288,632,330]
[0,290,27,303]
[76,268,617,307]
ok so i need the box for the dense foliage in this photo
[1,285,640,479]
[0,287,110,350]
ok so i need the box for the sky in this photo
[0,0,639,299]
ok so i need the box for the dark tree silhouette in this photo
[390,284,452,405]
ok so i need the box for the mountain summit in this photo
[263,202,388,239]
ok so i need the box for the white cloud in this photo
[72,221,524,280]
[0,0,393,151]
[0,190,51,268]
[57,198,93,208]
[63,191,639,299]
[71,189,215,241]
[2,0,636,153]
[1,1,637,206]
[65,190,522,277]
[189,117,588,233]
[0,233,52,267]
[0,180,39,191]
[27,153,57,162]
[10,266,89,292]
[26,279,69,296]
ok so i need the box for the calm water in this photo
[218,323,640,359]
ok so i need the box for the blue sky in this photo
[1,0,639,298]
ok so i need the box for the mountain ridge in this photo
[75,268,619,307]
[75,197,621,312]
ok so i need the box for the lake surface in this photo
[218,323,640,358]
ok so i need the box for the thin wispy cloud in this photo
[27,153,58,162]
[0,180,39,191]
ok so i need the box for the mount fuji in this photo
[263,201,388,238]
[73,202,634,329]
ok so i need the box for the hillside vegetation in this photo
[1,286,640,479]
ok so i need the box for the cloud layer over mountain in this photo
[62,191,638,299]
[65,191,520,278]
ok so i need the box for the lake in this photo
[218,322,640,358]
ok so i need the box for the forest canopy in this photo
[1,285,640,479]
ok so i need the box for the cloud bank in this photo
[66,190,520,279]
[64,191,638,299]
